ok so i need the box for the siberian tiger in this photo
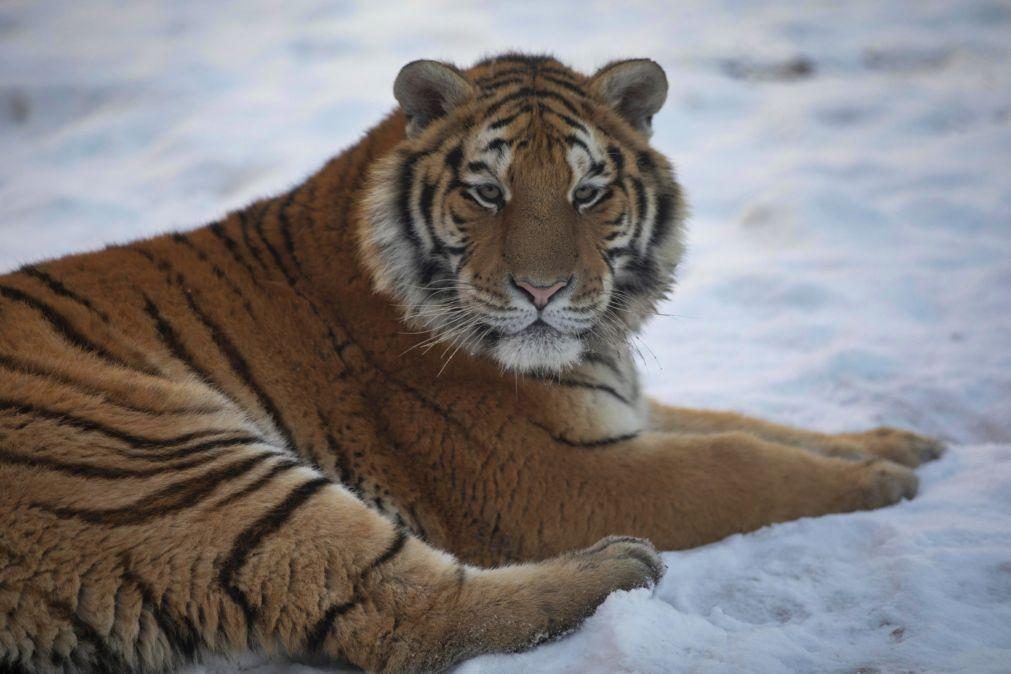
[0,54,943,673]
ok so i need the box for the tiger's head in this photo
[359,54,685,374]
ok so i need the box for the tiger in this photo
[0,53,945,673]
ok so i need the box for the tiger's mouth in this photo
[481,313,594,342]
[504,318,564,338]
[523,319,560,336]
[473,314,595,374]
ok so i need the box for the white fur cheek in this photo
[361,159,427,306]
[491,332,584,373]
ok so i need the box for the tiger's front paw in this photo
[522,535,665,637]
[569,535,666,591]
[839,427,946,467]
[429,536,664,671]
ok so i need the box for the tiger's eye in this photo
[574,185,598,204]
[476,184,502,202]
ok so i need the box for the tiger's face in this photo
[360,55,685,374]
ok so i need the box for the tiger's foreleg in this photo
[208,472,666,673]
[508,430,920,561]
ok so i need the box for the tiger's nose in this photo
[512,277,569,308]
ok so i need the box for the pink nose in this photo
[514,278,568,308]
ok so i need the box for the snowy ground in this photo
[2,1,1010,672]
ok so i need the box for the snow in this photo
[2,1,1009,672]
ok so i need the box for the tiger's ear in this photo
[394,60,474,138]
[589,59,668,136]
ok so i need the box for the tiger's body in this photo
[0,54,942,673]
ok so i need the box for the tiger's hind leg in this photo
[647,399,945,467]
[1,404,662,673]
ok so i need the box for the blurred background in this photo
[2,3,1011,672]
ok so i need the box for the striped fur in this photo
[0,54,942,673]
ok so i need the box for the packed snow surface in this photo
[1,1,1009,672]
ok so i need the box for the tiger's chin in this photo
[488,323,585,374]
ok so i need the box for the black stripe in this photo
[484,87,580,118]
[589,188,615,211]
[533,88,582,117]
[0,444,237,479]
[530,419,638,448]
[115,434,264,462]
[33,452,274,526]
[649,190,677,248]
[50,600,129,672]
[0,353,220,417]
[552,431,639,448]
[538,65,583,82]
[636,151,656,172]
[478,76,525,93]
[540,377,631,405]
[0,397,238,449]
[398,152,425,248]
[0,285,146,373]
[237,206,270,271]
[606,245,634,261]
[277,188,304,277]
[304,599,357,653]
[456,245,474,269]
[613,255,661,296]
[19,265,110,322]
[545,108,588,134]
[444,144,464,172]
[474,67,530,83]
[566,134,592,155]
[418,180,441,253]
[582,351,625,379]
[142,293,226,393]
[252,200,298,286]
[367,528,408,572]
[542,74,587,97]
[323,429,361,496]
[606,209,628,227]
[209,221,261,281]
[211,457,300,509]
[475,54,551,68]
[182,291,297,452]
[629,177,648,243]
[218,477,330,624]
[607,145,626,177]
[121,563,202,661]
[483,138,511,154]
[170,233,255,314]
[586,161,607,179]
[488,104,533,130]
